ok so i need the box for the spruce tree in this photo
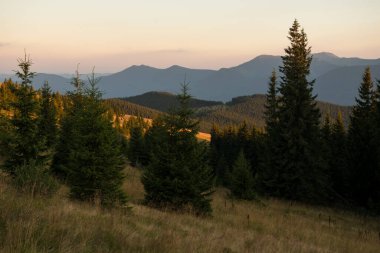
[128,123,145,167]
[374,80,380,211]
[52,70,85,179]
[54,71,127,206]
[264,69,278,136]
[348,67,377,208]
[209,124,220,180]
[3,54,45,175]
[257,70,280,195]
[330,112,349,200]
[228,151,255,200]
[246,126,264,178]
[38,81,58,149]
[320,114,332,191]
[274,20,326,202]
[142,82,214,215]
[321,114,332,142]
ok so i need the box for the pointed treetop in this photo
[15,52,35,87]
[354,66,375,111]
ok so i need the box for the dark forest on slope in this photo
[108,93,351,132]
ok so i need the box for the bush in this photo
[13,161,58,197]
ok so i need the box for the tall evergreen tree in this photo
[3,54,45,175]
[52,70,85,179]
[348,67,378,208]
[142,82,214,215]
[257,70,280,194]
[54,71,127,206]
[272,20,327,202]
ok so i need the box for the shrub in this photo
[13,160,58,197]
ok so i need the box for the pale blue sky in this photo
[1,0,379,73]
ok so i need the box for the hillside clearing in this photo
[0,166,379,253]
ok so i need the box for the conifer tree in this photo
[330,112,349,200]
[209,124,220,178]
[3,54,45,175]
[374,80,380,211]
[264,69,278,135]
[128,124,145,167]
[228,151,255,200]
[321,114,332,142]
[272,20,326,202]
[54,71,127,206]
[52,70,85,179]
[223,126,239,169]
[320,115,332,190]
[246,126,264,177]
[348,67,377,207]
[257,70,280,194]
[142,82,214,215]
[38,81,58,149]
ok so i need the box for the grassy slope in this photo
[1,167,379,253]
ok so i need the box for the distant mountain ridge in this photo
[1,52,379,105]
[122,91,223,112]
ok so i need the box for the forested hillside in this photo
[107,92,351,131]
[104,98,161,120]
[121,91,223,112]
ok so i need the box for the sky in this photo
[1,0,379,73]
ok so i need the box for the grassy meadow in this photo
[0,166,379,253]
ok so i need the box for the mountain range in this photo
[1,52,379,105]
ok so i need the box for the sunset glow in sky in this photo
[1,0,379,73]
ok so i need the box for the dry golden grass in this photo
[196,132,211,141]
[0,166,379,253]
[116,114,211,141]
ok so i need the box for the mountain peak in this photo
[120,64,158,73]
[313,52,339,60]
[166,65,186,70]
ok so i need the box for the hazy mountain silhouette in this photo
[98,65,214,98]
[2,52,379,105]
[314,65,380,105]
